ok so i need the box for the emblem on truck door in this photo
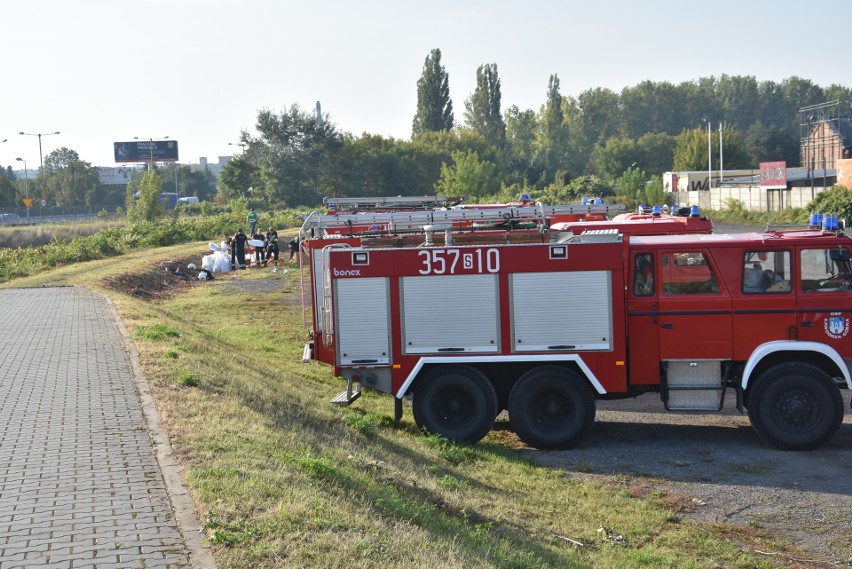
[824,313,850,339]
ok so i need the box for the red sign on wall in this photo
[760,161,787,189]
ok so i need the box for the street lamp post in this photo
[719,122,724,189]
[699,118,713,190]
[134,136,169,171]
[19,131,60,175]
[15,158,29,220]
[707,121,712,190]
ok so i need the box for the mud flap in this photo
[394,397,403,425]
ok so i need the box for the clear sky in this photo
[1,0,847,170]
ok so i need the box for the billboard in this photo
[760,161,787,189]
[97,167,134,185]
[114,140,179,163]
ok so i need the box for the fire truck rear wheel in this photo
[412,365,498,444]
[747,362,844,451]
[507,366,596,450]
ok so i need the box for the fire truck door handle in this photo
[661,323,674,330]
[652,302,658,324]
[801,321,813,327]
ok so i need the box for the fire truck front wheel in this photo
[507,366,596,450]
[412,366,498,444]
[747,362,844,451]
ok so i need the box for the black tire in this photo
[412,366,498,444]
[508,366,596,450]
[747,362,844,451]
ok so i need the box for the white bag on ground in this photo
[201,250,233,272]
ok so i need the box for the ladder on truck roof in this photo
[300,202,627,234]
[323,195,452,211]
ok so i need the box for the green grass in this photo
[177,372,200,387]
[135,323,181,341]
[0,243,794,569]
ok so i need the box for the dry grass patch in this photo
[0,219,124,249]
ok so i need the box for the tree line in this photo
[218,48,851,208]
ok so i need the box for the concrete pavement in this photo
[0,288,213,568]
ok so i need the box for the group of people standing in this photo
[227,227,280,269]
[225,209,299,270]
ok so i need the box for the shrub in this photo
[807,186,852,223]
[177,372,200,387]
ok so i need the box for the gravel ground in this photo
[526,392,852,565]
[527,219,852,565]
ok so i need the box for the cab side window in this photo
[632,253,654,296]
[800,248,852,292]
[742,250,791,293]
[661,252,719,295]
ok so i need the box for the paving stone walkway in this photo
[0,288,208,568]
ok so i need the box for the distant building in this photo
[194,156,233,177]
[11,168,36,180]
[800,117,852,171]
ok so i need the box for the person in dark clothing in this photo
[233,228,248,269]
[265,227,279,266]
[252,231,266,266]
[288,236,300,261]
[226,233,236,269]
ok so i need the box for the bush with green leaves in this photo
[710,197,809,226]
[807,186,852,223]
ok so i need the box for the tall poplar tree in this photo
[537,74,571,180]
[464,63,506,148]
[412,49,454,136]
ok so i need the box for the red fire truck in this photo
[309,219,852,451]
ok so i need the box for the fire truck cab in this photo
[624,229,851,450]
[316,223,851,451]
